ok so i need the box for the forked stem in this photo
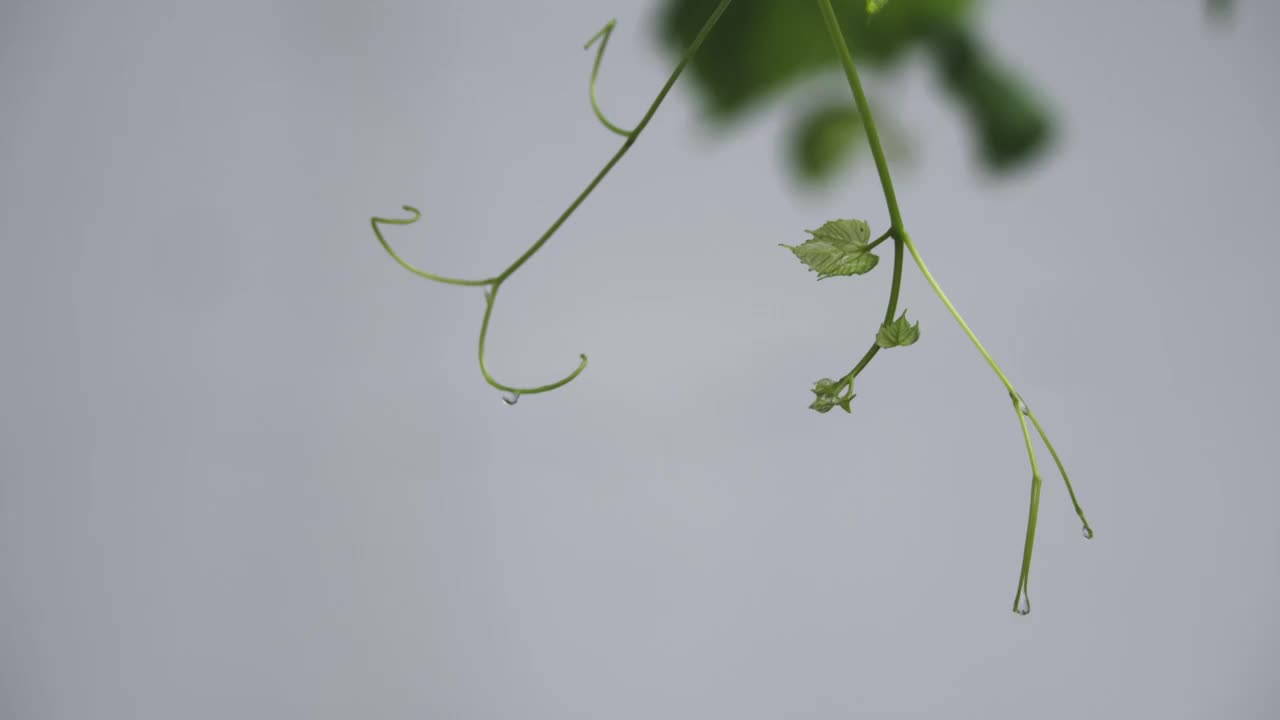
[1013,393,1043,615]
[371,207,495,286]
[497,0,734,283]
[817,0,905,389]
[1025,408,1093,537]
[374,0,736,397]
[903,231,1091,611]
[818,0,1090,613]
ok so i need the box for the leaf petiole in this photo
[866,227,894,252]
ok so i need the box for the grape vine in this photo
[371,0,1092,615]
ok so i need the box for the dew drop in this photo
[501,391,520,406]
[1082,526,1094,540]
[1010,394,1030,415]
[1015,593,1031,616]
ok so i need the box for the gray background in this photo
[2,0,1277,718]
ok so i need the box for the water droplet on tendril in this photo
[1082,526,1094,540]
[1015,593,1031,616]
[501,391,520,406]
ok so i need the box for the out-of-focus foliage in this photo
[1206,0,1233,18]
[659,0,1054,182]
[790,104,863,183]
[789,101,913,185]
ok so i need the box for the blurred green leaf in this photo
[1206,0,1233,18]
[659,0,1053,180]
[790,102,914,182]
[660,0,973,117]
[929,24,1052,170]
[791,104,862,182]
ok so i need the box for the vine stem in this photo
[1014,400,1042,615]
[817,0,1089,613]
[1027,410,1092,537]
[901,232,1016,394]
[903,231,1093,611]
[817,0,905,390]
[377,0,736,396]
[496,0,734,283]
[476,0,733,394]
[816,0,903,235]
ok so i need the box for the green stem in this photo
[903,231,1090,611]
[372,207,497,287]
[377,1,735,396]
[818,0,1089,613]
[1025,408,1093,537]
[497,0,734,283]
[816,0,904,235]
[841,345,879,387]
[820,0,1033,471]
[1012,392,1042,615]
[477,0,733,393]
[901,232,1016,393]
[837,233,902,387]
[866,227,893,252]
[478,285,587,395]
[818,0,905,388]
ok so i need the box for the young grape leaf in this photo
[813,378,839,395]
[782,219,879,280]
[876,311,920,348]
[810,398,836,413]
[809,378,855,414]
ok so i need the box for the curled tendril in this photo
[370,0,734,403]
[371,206,495,287]
[478,285,588,395]
[583,20,636,138]
[372,205,589,396]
